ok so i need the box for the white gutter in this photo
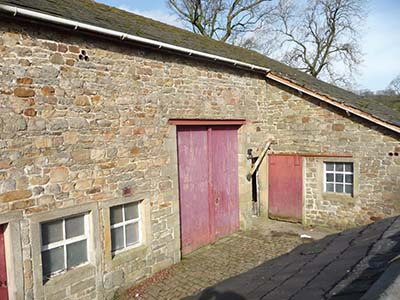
[0,4,270,74]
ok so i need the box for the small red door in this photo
[268,155,303,222]
[0,224,8,300]
[177,126,239,255]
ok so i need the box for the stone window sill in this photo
[43,263,95,289]
[322,192,354,201]
[111,244,148,268]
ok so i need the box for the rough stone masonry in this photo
[0,18,399,300]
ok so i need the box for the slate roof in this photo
[1,0,400,128]
[185,216,400,300]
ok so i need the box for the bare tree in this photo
[267,0,365,86]
[387,75,400,95]
[166,0,272,43]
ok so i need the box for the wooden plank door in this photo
[210,126,239,239]
[177,126,210,255]
[177,125,239,255]
[268,155,303,222]
[0,224,8,300]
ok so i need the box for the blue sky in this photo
[97,0,400,91]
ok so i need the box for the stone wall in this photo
[0,20,266,300]
[0,17,399,300]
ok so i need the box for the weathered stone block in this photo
[18,58,30,66]
[23,108,37,117]
[71,150,90,161]
[0,159,11,169]
[48,118,68,131]
[332,124,345,131]
[133,128,145,135]
[87,187,101,194]
[49,166,69,183]
[66,58,75,66]
[43,41,57,51]
[1,178,16,193]
[116,97,131,105]
[69,117,89,129]
[68,45,80,53]
[17,77,33,85]
[91,95,102,105]
[28,118,46,131]
[159,181,172,192]
[58,43,68,53]
[71,277,96,294]
[64,132,79,144]
[130,147,141,155]
[11,199,34,210]
[32,186,45,196]
[38,195,55,205]
[41,86,55,96]
[34,136,52,148]
[50,53,64,64]
[0,190,32,202]
[40,65,59,78]
[3,32,20,46]
[137,68,153,75]
[47,184,61,195]
[16,176,29,189]
[24,268,33,289]
[91,149,106,160]
[75,179,93,191]
[96,119,112,127]
[74,95,90,106]
[14,87,35,97]
[104,270,124,289]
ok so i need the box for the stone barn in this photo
[0,0,399,299]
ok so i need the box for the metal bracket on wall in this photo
[246,140,274,181]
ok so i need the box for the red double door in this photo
[177,126,239,255]
[0,225,8,300]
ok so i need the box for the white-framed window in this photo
[324,162,353,194]
[110,202,141,254]
[41,214,88,279]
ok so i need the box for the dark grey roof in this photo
[185,216,400,300]
[1,0,400,128]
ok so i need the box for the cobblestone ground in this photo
[120,228,309,300]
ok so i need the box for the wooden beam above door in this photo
[168,119,247,126]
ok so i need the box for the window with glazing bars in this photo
[110,202,140,254]
[41,214,88,278]
[324,162,353,194]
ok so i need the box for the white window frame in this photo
[40,214,89,278]
[324,162,354,194]
[110,202,141,255]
